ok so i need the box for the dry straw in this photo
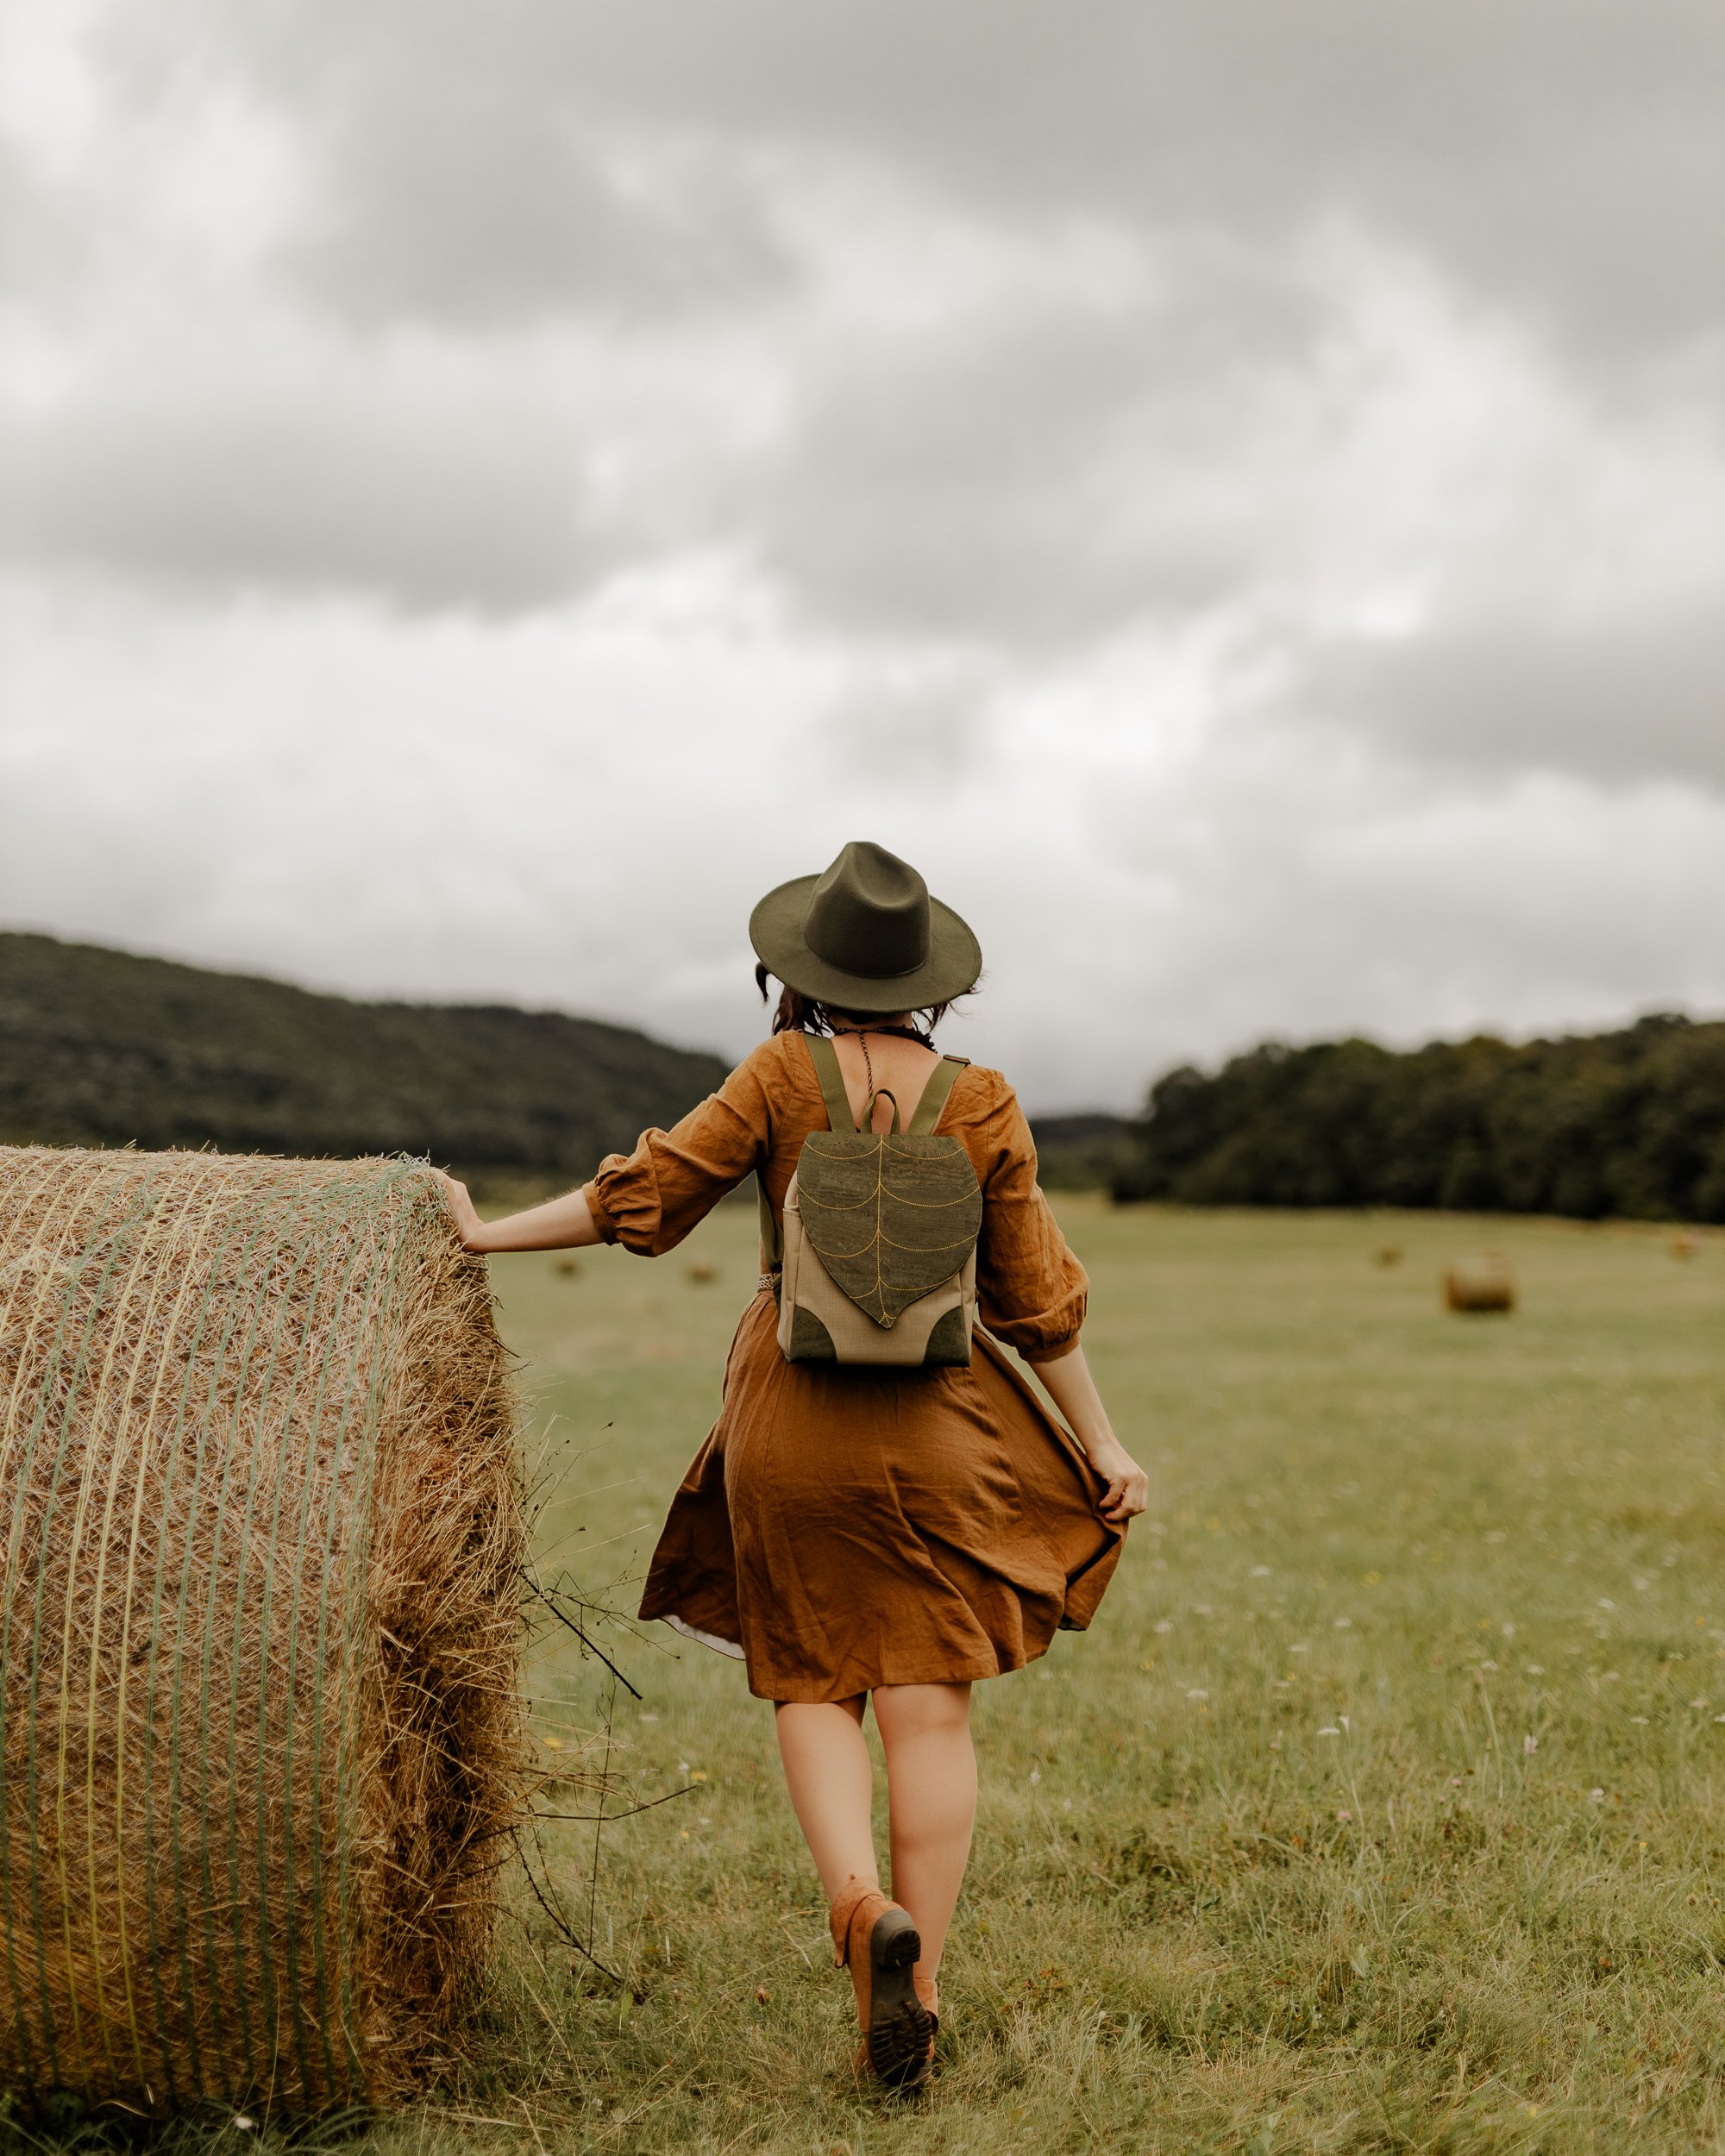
[1443,1255,1516,1313]
[0,1147,523,2119]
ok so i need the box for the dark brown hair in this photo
[755,963,960,1041]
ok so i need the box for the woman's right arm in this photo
[969,1070,1146,1525]
[1033,1344,1148,1525]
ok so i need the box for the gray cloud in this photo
[1298,608,1725,789]
[4,378,599,610]
[175,0,1725,356]
[285,69,792,329]
[11,0,1720,660]
[743,249,1327,646]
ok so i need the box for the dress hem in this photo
[644,1609,1100,1703]
[743,1638,1054,1703]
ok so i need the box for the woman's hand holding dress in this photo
[1033,1344,1150,1525]
[1085,1438,1150,1525]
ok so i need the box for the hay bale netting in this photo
[1443,1256,1516,1313]
[0,1147,523,2119]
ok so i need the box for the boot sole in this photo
[864,1906,933,2090]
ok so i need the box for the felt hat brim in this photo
[750,874,982,1012]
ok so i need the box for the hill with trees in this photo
[0,931,727,1188]
[1112,1014,1725,1222]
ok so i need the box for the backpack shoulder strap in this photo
[804,1032,860,1133]
[907,1055,969,1138]
[757,1172,781,1270]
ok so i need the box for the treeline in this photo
[1112,1014,1725,1221]
[0,932,727,1186]
[1026,1112,1132,1190]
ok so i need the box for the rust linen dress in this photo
[582,1031,1123,1702]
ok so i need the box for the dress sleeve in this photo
[969,1073,1088,1363]
[582,1044,775,1257]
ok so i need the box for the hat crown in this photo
[802,842,930,980]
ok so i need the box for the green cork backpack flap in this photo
[771,1035,982,1367]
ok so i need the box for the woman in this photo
[439,841,1146,2091]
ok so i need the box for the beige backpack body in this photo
[761,1034,982,1368]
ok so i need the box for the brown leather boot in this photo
[829,1877,932,2090]
[913,1965,939,2071]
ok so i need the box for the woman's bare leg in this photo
[872,1682,976,1982]
[774,1696,877,1900]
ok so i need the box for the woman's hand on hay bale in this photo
[431,1169,489,1250]
[430,1169,604,1254]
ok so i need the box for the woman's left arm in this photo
[435,1172,599,1254]
[435,1042,776,1258]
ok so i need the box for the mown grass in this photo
[14,1202,1725,2153]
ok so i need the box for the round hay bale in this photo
[1442,1256,1516,1313]
[0,1148,523,2119]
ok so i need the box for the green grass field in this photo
[362,1197,1725,2156]
[16,1200,1722,2156]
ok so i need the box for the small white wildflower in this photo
[1153,1620,1174,1635]
[1029,1768,1041,1783]
[1317,1726,1340,1738]
[1523,1735,1538,1755]
[1187,1689,1209,1701]
[1333,1618,1352,1630]
[1480,1658,1498,1670]
[1590,1788,1605,1802]
[1525,1664,1544,1676]
[1631,1715,1650,1726]
[1597,1599,1615,1611]
[233,2121,254,2135]
[1290,1643,1309,1655]
[1250,1565,1271,1577]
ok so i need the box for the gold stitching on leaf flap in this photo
[794,1132,982,1327]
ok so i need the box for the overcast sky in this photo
[3,3,1722,1109]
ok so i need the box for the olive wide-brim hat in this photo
[750,841,982,1013]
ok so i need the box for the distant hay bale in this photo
[1671,1232,1699,1261]
[1443,1257,1516,1313]
[0,1147,523,2120]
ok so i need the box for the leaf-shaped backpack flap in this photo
[796,1132,982,1327]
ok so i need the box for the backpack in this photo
[760,1034,982,1367]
